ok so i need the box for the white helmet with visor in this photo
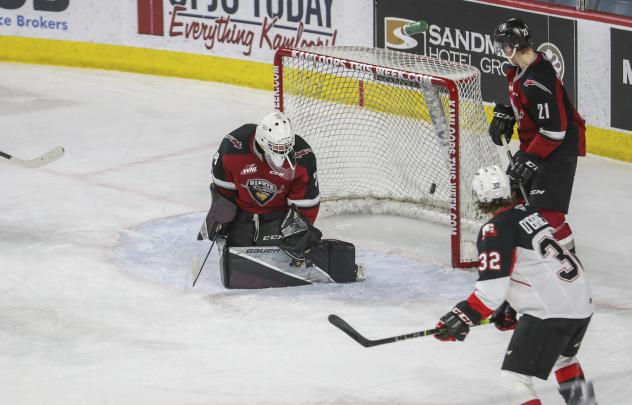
[255,111,296,178]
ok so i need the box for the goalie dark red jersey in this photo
[212,123,320,224]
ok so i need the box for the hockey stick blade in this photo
[0,146,65,169]
[328,314,374,347]
[328,314,492,348]
[328,314,443,347]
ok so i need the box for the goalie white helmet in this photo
[471,165,511,203]
[255,111,295,173]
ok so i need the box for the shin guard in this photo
[500,370,539,405]
[555,356,587,404]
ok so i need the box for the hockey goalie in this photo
[197,111,365,289]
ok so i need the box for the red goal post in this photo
[273,46,501,268]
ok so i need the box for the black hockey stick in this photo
[0,146,65,168]
[328,314,492,348]
[191,223,220,287]
[500,137,529,204]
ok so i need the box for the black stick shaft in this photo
[500,137,529,204]
[329,314,491,348]
[192,224,220,287]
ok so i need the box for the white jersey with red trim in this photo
[468,205,593,320]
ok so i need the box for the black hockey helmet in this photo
[493,18,533,55]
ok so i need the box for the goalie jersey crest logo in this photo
[243,179,283,206]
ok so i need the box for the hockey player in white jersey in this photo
[434,165,595,405]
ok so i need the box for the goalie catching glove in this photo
[434,301,482,342]
[507,151,540,184]
[279,204,322,252]
[488,104,515,146]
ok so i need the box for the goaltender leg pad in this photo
[309,239,359,283]
[221,245,334,289]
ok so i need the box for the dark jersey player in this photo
[199,112,364,289]
[434,165,595,405]
[488,18,586,252]
[211,111,320,246]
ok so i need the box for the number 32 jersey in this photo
[467,205,594,320]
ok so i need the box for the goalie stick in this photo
[0,146,65,169]
[191,223,220,287]
[328,314,492,347]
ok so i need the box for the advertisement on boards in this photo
[1,1,373,64]
[0,0,123,42]
[135,0,367,62]
[0,0,70,33]
[611,28,632,131]
[375,0,577,105]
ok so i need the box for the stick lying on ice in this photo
[0,146,65,168]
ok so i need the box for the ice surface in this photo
[1,63,631,404]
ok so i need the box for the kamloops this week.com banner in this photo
[374,0,577,105]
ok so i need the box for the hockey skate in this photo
[563,380,597,405]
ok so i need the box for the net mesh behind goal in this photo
[274,46,501,267]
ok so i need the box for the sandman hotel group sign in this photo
[374,0,577,105]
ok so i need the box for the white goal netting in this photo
[275,46,500,267]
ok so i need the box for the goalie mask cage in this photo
[273,46,500,268]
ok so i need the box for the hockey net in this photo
[273,46,500,267]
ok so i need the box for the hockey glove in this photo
[434,301,482,342]
[507,151,540,184]
[493,301,518,331]
[280,205,322,252]
[488,104,515,146]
